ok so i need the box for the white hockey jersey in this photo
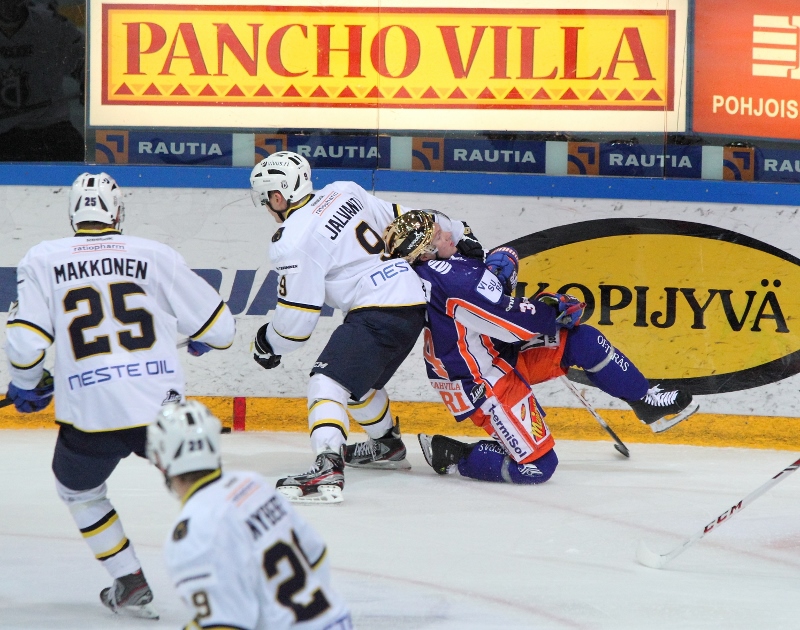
[265,181,426,356]
[165,470,352,630]
[5,228,235,432]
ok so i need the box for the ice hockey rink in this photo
[1,430,798,630]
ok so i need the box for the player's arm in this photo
[5,261,53,389]
[166,251,236,355]
[443,266,561,342]
[352,184,484,257]
[168,525,259,630]
[254,249,326,369]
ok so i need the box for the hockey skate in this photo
[344,417,411,470]
[276,449,344,504]
[628,385,699,433]
[418,434,474,475]
[100,570,158,620]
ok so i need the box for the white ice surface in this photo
[1,431,799,630]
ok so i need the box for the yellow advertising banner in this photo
[89,0,688,131]
[511,219,800,393]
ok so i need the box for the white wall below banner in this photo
[1,183,799,418]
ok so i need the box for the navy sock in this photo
[457,441,558,485]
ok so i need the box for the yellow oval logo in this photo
[507,219,799,393]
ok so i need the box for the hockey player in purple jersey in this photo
[383,211,698,485]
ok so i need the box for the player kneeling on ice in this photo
[147,400,353,630]
[383,211,698,484]
[248,151,481,503]
[4,173,235,617]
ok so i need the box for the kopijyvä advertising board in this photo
[510,219,799,395]
[88,0,688,132]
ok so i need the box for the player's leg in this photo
[275,372,348,504]
[52,425,157,618]
[277,306,425,502]
[345,387,409,470]
[330,307,425,469]
[418,434,558,484]
[560,325,698,432]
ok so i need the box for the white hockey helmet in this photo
[69,172,125,231]
[250,151,313,207]
[146,400,222,478]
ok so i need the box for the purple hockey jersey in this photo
[415,255,559,421]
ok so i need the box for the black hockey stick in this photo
[637,455,800,569]
[0,397,13,409]
[559,375,630,458]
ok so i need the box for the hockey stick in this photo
[637,455,800,569]
[558,375,630,458]
[0,397,13,409]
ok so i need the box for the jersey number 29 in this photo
[263,534,331,623]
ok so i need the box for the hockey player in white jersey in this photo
[147,400,353,630]
[249,151,482,503]
[4,173,235,618]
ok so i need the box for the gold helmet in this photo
[383,210,437,262]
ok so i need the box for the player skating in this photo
[147,400,353,629]
[4,173,235,617]
[383,211,698,484]
[248,152,479,503]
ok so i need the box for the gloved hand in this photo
[7,369,54,413]
[456,222,485,260]
[485,247,519,294]
[253,324,282,370]
[536,292,586,329]
[187,340,212,357]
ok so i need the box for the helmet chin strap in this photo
[263,197,289,222]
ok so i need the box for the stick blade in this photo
[614,443,631,458]
[636,540,669,569]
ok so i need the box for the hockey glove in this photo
[486,247,519,294]
[253,324,282,370]
[7,369,54,413]
[456,222,485,260]
[187,340,212,357]
[536,292,586,329]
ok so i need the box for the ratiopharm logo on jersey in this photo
[693,0,800,140]
[508,219,800,394]
[90,0,682,132]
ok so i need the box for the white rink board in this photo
[1,183,799,417]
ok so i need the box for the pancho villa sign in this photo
[89,0,687,132]
[508,219,799,394]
